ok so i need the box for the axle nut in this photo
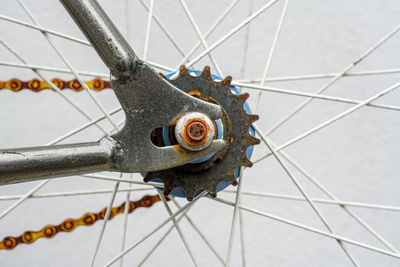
[175,112,215,151]
[186,121,206,142]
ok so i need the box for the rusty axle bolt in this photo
[187,121,206,142]
[175,112,215,152]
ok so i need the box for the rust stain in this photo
[188,90,202,98]
[186,121,206,141]
[172,144,189,155]
[182,118,210,146]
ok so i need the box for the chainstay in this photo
[0,194,165,250]
[0,78,111,92]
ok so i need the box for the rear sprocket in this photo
[144,66,260,201]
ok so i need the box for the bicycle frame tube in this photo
[0,0,128,185]
[0,0,125,185]
[0,138,119,185]
[59,0,139,78]
[0,0,226,186]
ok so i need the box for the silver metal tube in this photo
[59,0,139,78]
[0,0,226,186]
[0,138,117,185]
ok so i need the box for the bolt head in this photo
[186,121,206,142]
[175,112,215,151]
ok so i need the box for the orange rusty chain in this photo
[0,78,111,92]
[0,194,166,250]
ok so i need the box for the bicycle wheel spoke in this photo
[119,173,134,267]
[179,0,224,76]
[18,0,120,132]
[138,0,186,58]
[146,60,175,72]
[255,80,400,163]
[264,24,400,136]
[212,197,400,260]
[0,187,154,201]
[177,0,239,67]
[236,1,255,262]
[238,0,254,84]
[119,189,130,267]
[238,209,247,267]
[82,173,161,188]
[0,61,108,77]
[187,0,280,68]
[90,179,121,267]
[0,59,173,75]
[105,192,206,267]
[0,40,110,135]
[142,0,154,61]
[158,192,199,267]
[234,81,400,111]
[0,15,90,46]
[51,107,122,144]
[234,68,400,83]
[0,180,49,220]
[277,151,400,253]
[254,0,289,113]
[225,167,245,267]
[172,198,225,265]
[253,123,359,266]
[222,191,400,212]
[137,201,194,267]
[3,58,398,82]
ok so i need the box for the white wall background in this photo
[0,0,400,266]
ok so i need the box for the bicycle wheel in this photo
[1,0,400,266]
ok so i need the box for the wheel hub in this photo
[144,66,260,201]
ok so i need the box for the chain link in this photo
[0,78,111,92]
[0,194,166,250]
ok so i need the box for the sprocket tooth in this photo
[179,65,190,77]
[230,178,238,186]
[242,157,253,167]
[238,93,249,103]
[248,114,259,123]
[221,76,232,87]
[182,187,197,202]
[186,193,194,201]
[200,66,212,80]
[220,174,237,186]
[248,135,261,146]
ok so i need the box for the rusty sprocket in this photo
[144,66,260,201]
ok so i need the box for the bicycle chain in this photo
[0,194,165,250]
[0,78,111,92]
